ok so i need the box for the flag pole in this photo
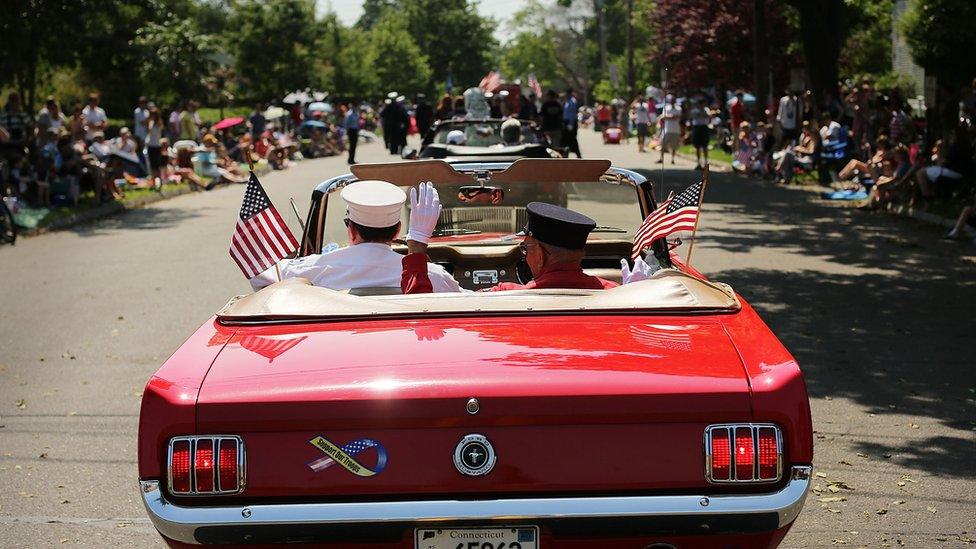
[684,163,709,266]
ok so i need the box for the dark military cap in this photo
[525,202,596,250]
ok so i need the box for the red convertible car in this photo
[139,159,812,548]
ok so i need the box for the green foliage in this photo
[899,0,976,88]
[357,0,398,30]
[399,0,497,89]
[499,0,658,100]
[132,18,219,106]
[0,0,93,110]
[499,30,562,89]
[230,0,322,101]
[840,0,893,77]
[367,14,433,97]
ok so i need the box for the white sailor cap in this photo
[387,91,398,99]
[340,180,406,228]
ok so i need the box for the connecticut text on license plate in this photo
[415,527,538,549]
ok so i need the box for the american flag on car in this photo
[632,180,704,260]
[229,173,298,279]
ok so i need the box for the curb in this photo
[891,204,974,238]
[770,175,971,237]
[674,151,732,172]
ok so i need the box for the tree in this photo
[230,0,322,101]
[650,0,793,93]
[399,0,496,90]
[782,0,848,101]
[841,0,894,78]
[900,0,976,134]
[367,15,432,98]
[356,0,397,30]
[132,18,219,106]
[500,1,598,99]
[0,0,91,112]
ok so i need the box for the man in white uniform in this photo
[250,180,460,293]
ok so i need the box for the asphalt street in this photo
[0,129,973,548]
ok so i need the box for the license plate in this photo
[415,526,538,549]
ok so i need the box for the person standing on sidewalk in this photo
[657,94,682,165]
[562,88,582,158]
[776,90,800,148]
[633,96,650,152]
[344,101,360,165]
[249,103,267,141]
[540,90,563,151]
[689,99,711,169]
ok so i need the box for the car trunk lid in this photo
[195,316,752,498]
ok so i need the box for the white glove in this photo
[621,256,658,284]
[407,181,441,244]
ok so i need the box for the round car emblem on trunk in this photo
[454,434,496,476]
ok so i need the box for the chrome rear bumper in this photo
[141,465,810,545]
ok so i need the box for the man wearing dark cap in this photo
[401,188,620,293]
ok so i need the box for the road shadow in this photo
[65,204,212,237]
[632,165,976,480]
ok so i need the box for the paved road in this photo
[0,129,973,548]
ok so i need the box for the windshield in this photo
[322,179,641,248]
[431,121,540,147]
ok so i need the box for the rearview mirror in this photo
[458,185,504,204]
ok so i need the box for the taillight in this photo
[218,439,239,491]
[705,424,782,483]
[757,427,779,480]
[167,436,244,495]
[709,428,731,481]
[170,440,191,493]
[195,439,215,492]
[734,427,755,480]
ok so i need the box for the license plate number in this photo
[415,527,538,549]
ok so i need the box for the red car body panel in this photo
[138,260,812,548]
[138,321,228,479]
[187,316,758,498]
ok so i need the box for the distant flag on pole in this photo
[631,180,704,260]
[479,70,501,92]
[527,72,542,97]
[229,173,299,279]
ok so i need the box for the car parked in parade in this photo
[403,119,560,162]
[138,158,813,548]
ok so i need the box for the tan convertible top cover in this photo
[217,270,740,322]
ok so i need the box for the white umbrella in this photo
[263,106,287,119]
[308,102,332,113]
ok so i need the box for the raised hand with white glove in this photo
[620,255,659,284]
[407,181,441,244]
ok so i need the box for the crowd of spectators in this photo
[0,91,377,210]
[577,79,976,242]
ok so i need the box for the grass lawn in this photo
[197,106,252,123]
[678,144,733,165]
[35,180,196,227]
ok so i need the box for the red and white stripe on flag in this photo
[479,70,501,92]
[632,180,703,259]
[229,174,299,279]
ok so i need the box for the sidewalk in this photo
[17,163,273,237]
